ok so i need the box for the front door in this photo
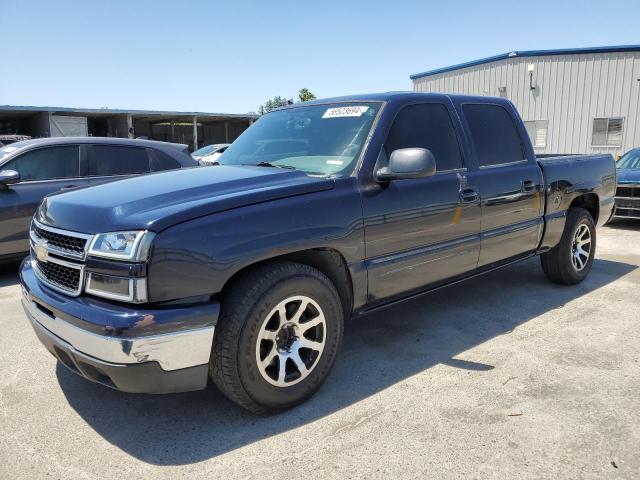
[361,102,481,304]
[0,145,86,256]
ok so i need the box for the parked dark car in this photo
[19,93,615,413]
[0,137,196,261]
[612,148,640,219]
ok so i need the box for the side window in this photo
[385,103,463,172]
[89,145,150,176]
[463,104,525,167]
[4,145,79,181]
[150,149,181,171]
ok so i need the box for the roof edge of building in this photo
[0,105,258,119]
[410,44,640,80]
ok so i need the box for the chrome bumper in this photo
[22,293,215,372]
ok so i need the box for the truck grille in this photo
[616,185,640,198]
[32,224,88,256]
[30,221,92,296]
[613,208,640,218]
[33,258,82,295]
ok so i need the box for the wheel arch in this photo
[220,248,354,319]
[569,193,599,223]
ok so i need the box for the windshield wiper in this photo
[250,161,297,170]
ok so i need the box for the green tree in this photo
[297,88,316,102]
[257,88,317,115]
[258,95,293,115]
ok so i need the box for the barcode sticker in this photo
[322,106,369,118]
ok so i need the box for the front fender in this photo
[147,178,365,303]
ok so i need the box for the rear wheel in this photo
[209,261,343,414]
[541,207,596,285]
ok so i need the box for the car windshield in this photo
[193,145,221,156]
[0,144,21,162]
[617,149,640,169]
[218,102,382,176]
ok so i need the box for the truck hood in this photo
[38,166,335,233]
[616,168,640,185]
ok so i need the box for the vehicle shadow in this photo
[57,256,636,465]
[0,259,22,288]
[605,218,640,231]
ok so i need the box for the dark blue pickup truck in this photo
[19,92,616,413]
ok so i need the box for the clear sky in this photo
[2,0,639,114]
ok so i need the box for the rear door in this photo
[460,103,544,267]
[86,144,152,186]
[362,101,481,303]
[0,145,86,256]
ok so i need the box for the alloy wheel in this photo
[255,295,326,387]
[571,223,591,271]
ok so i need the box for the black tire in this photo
[209,261,344,414]
[541,207,596,285]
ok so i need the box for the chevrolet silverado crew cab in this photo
[19,93,616,413]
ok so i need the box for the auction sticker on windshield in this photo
[322,106,369,118]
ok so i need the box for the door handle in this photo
[460,187,479,203]
[60,185,78,191]
[521,180,536,192]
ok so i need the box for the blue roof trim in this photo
[410,44,640,80]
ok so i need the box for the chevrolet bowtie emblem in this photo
[34,241,49,263]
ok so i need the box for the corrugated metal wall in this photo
[412,52,640,155]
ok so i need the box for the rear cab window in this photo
[385,103,464,173]
[462,104,526,168]
[88,145,151,176]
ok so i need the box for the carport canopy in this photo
[0,105,258,151]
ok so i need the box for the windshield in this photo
[219,102,381,176]
[617,149,640,169]
[0,144,21,163]
[193,144,222,156]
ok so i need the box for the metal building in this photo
[411,45,640,156]
[0,105,258,151]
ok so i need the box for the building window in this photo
[592,117,623,147]
[524,120,548,148]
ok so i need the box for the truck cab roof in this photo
[283,91,514,108]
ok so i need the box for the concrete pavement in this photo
[1,221,639,479]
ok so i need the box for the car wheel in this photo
[541,207,596,285]
[209,261,343,414]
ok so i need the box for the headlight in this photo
[85,272,148,303]
[88,231,154,261]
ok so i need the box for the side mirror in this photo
[0,170,20,189]
[375,148,436,182]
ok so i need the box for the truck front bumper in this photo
[20,259,219,394]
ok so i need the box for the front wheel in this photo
[541,207,596,285]
[209,261,343,414]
